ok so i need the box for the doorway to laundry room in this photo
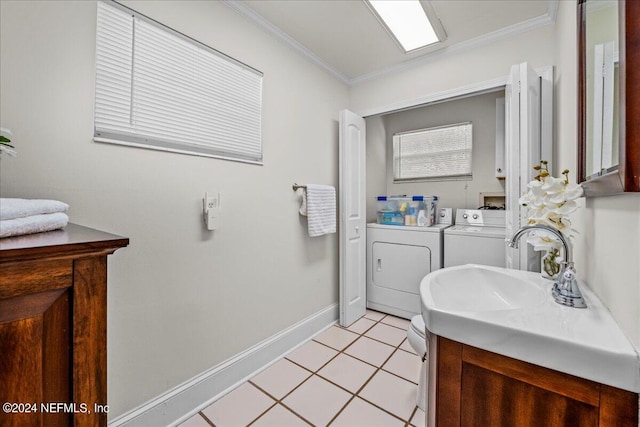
[365,90,507,217]
[338,63,553,326]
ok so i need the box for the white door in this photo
[505,62,542,271]
[339,109,366,327]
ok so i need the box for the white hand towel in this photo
[302,184,336,237]
[0,212,69,238]
[298,189,308,216]
[0,198,69,221]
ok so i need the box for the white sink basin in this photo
[427,265,545,312]
[420,264,640,393]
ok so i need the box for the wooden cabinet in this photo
[434,336,639,427]
[0,224,128,427]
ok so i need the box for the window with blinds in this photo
[94,1,263,164]
[393,122,473,181]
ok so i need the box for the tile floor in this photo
[179,310,425,427]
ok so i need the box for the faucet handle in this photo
[552,262,587,308]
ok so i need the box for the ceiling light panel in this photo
[367,0,440,52]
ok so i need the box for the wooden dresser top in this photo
[0,223,129,261]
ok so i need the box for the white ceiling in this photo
[227,0,558,85]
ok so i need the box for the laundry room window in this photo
[94,1,263,164]
[393,122,472,181]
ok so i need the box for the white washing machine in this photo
[444,209,506,268]
[366,222,451,319]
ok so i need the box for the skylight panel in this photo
[367,0,440,52]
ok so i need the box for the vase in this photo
[541,248,561,281]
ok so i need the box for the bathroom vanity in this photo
[431,336,638,426]
[420,265,640,427]
[0,224,129,427]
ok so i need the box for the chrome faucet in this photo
[507,224,586,308]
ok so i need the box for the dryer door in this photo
[368,242,431,317]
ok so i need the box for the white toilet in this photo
[407,314,428,411]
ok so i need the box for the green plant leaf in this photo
[0,136,11,143]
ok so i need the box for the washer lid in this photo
[445,225,506,238]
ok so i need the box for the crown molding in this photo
[224,0,559,87]
[222,0,350,84]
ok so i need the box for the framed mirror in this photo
[578,0,640,196]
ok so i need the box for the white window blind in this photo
[95,1,263,164]
[393,122,472,181]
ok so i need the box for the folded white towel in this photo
[0,198,69,221]
[300,184,336,237]
[0,212,69,238]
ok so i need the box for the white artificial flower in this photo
[0,127,13,140]
[0,127,16,157]
[0,144,17,157]
[551,200,579,215]
[519,163,584,253]
[527,179,545,197]
[525,231,563,252]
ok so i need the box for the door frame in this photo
[353,66,554,272]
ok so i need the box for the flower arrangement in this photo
[519,161,584,278]
[0,128,16,157]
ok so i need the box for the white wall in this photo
[0,0,349,419]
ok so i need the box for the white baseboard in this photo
[109,303,339,427]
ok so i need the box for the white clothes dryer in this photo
[444,209,506,268]
[366,223,451,319]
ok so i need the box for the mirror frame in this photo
[578,0,640,196]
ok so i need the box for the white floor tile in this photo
[313,326,359,351]
[399,337,415,354]
[346,317,377,335]
[330,397,405,427]
[344,336,395,367]
[251,359,311,399]
[180,310,427,427]
[317,353,377,393]
[383,349,422,384]
[359,370,417,421]
[365,322,407,347]
[251,404,311,427]
[282,376,351,426]
[380,315,411,330]
[178,413,210,427]
[364,310,386,321]
[286,340,338,372]
[202,383,274,427]
[411,407,427,427]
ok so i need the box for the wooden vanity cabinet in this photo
[0,224,128,427]
[435,336,639,427]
